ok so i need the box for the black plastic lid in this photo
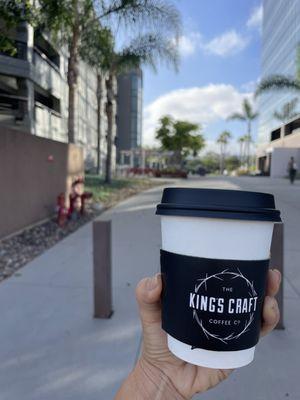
[156,187,281,222]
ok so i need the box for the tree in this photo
[238,135,246,165]
[80,2,181,183]
[228,98,258,168]
[101,34,180,183]
[36,0,181,150]
[273,98,299,124]
[200,152,219,173]
[217,131,231,174]
[79,25,114,175]
[0,0,33,55]
[101,34,181,183]
[225,155,240,172]
[155,115,205,167]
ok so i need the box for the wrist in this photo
[115,357,187,400]
[137,357,187,399]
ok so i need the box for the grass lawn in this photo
[85,175,162,207]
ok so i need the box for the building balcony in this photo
[33,48,63,99]
[0,54,30,80]
[34,101,67,142]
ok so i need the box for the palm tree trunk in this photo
[246,120,251,169]
[105,72,114,184]
[247,140,250,169]
[67,8,79,144]
[219,143,223,174]
[239,142,243,166]
[96,72,102,175]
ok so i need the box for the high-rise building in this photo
[0,23,116,173]
[116,68,143,167]
[257,0,300,177]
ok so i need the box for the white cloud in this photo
[174,29,249,58]
[240,79,259,92]
[247,5,263,31]
[203,30,249,57]
[177,32,202,57]
[143,84,253,147]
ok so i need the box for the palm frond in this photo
[243,98,258,120]
[273,97,300,123]
[227,112,246,122]
[273,111,284,123]
[217,130,231,144]
[80,26,114,68]
[228,99,258,122]
[255,74,300,97]
[243,98,251,116]
[289,97,299,108]
[116,33,179,72]
[97,0,182,37]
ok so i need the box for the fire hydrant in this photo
[56,193,68,227]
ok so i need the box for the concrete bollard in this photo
[93,220,113,318]
[269,223,284,329]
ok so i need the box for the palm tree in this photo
[238,135,246,165]
[102,34,179,183]
[76,2,181,181]
[82,30,180,184]
[217,131,231,174]
[80,25,113,175]
[228,99,258,168]
[96,72,104,175]
[243,133,252,166]
[273,98,299,124]
[37,0,181,146]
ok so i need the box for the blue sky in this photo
[143,0,263,153]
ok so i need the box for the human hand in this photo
[115,269,281,399]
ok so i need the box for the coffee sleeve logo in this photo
[189,268,258,345]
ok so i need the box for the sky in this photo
[142,0,263,154]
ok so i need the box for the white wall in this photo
[271,147,300,177]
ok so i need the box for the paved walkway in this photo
[0,177,299,399]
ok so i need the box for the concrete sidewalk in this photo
[0,177,299,399]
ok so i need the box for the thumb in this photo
[135,274,162,326]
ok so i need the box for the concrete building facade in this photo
[257,0,300,177]
[116,68,143,167]
[0,22,116,173]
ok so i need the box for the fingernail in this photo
[146,274,159,291]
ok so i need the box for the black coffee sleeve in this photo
[160,250,270,352]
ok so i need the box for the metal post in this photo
[93,220,113,318]
[269,223,284,329]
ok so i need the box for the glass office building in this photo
[257,0,300,176]
[117,68,143,166]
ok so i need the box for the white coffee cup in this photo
[156,188,281,369]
